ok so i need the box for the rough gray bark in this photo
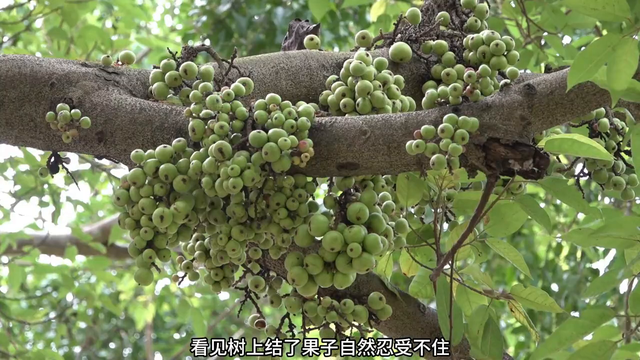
[1,53,638,178]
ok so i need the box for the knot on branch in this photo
[483,138,550,180]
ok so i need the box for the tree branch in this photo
[0,215,130,259]
[1,53,638,178]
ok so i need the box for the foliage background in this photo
[1,0,639,359]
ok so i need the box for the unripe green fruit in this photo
[119,50,136,65]
[322,230,345,252]
[421,125,437,139]
[363,233,383,255]
[474,3,490,20]
[346,242,363,258]
[461,0,477,9]
[307,214,330,237]
[355,30,373,47]
[304,35,321,50]
[436,11,450,27]
[432,40,449,56]
[352,252,376,273]
[179,61,198,80]
[466,17,481,32]
[597,118,610,133]
[352,305,369,324]
[375,304,393,320]
[621,187,636,201]
[405,7,421,26]
[612,176,626,191]
[438,123,455,139]
[333,271,356,289]
[319,326,335,339]
[303,253,324,275]
[506,67,520,81]
[346,202,369,225]
[430,153,447,170]
[38,167,49,178]
[283,296,303,314]
[389,42,412,63]
[368,291,386,310]
[101,55,113,66]
[249,276,266,292]
[453,129,470,145]
[79,116,91,129]
[134,268,154,286]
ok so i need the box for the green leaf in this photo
[567,33,622,91]
[406,224,435,246]
[515,195,553,233]
[341,0,375,8]
[108,224,125,245]
[625,245,640,274]
[87,242,107,254]
[486,238,532,279]
[563,227,640,250]
[452,191,498,215]
[395,172,424,208]
[409,268,434,300]
[510,284,564,313]
[99,294,122,316]
[86,256,112,271]
[467,305,491,349]
[370,0,388,22]
[20,148,40,168]
[485,202,529,237]
[190,308,207,337]
[375,252,394,281]
[64,245,78,260]
[545,35,566,57]
[461,264,495,289]
[399,250,420,277]
[507,300,540,342]
[622,79,640,102]
[8,263,26,291]
[308,0,331,21]
[582,265,631,298]
[435,276,464,346]
[607,38,640,92]
[538,177,600,217]
[539,133,613,160]
[71,226,92,243]
[481,316,504,360]
[444,220,476,259]
[563,0,631,21]
[455,284,487,317]
[530,306,615,360]
[566,340,617,360]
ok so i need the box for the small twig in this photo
[430,175,498,282]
